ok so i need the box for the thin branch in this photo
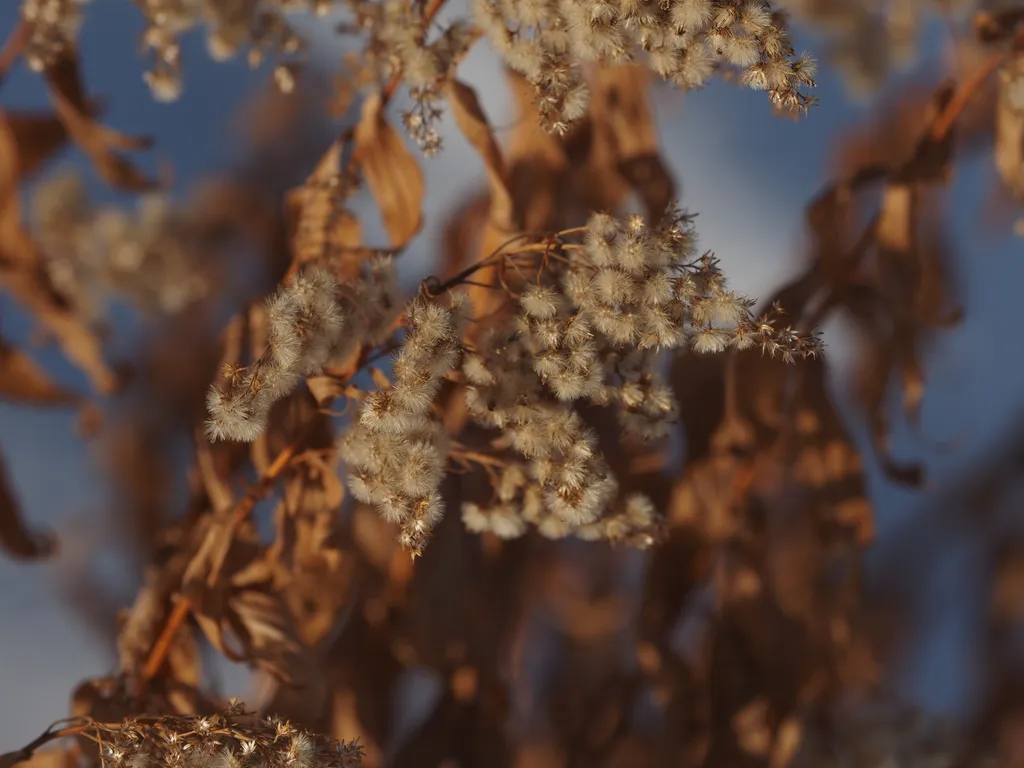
[0,20,27,93]
[929,50,1008,142]
[0,721,89,768]
[138,429,303,686]
[138,341,383,689]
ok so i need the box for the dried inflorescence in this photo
[452,210,819,550]
[20,0,323,99]
[80,702,363,768]
[20,0,815,146]
[474,0,817,132]
[339,295,468,553]
[12,0,1024,765]
[133,0,326,101]
[205,257,399,442]
[204,209,818,554]
[20,0,88,72]
[31,171,218,322]
[344,0,477,154]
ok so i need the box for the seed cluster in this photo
[456,210,818,547]
[205,258,399,442]
[204,211,818,554]
[20,0,322,99]
[339,296,468,554]
[32,171,215,321]
[474,0,817,132]
[347,0,477,154]
[84,703,363,768]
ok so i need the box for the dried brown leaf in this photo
[906,80,957,183]
[182,514,304,682]
[306,375,360,408]
[0,113,117,393]
[585,64,675,220]
[503,69,568,232]
[44,49,157,191]
[181,515,253,663]
[445,80,514,230]
[353,93,424,248]
[306,452,345,512]
[286,139,365,277]
[3,111,68,179]
[995,53,1024,198]
[0,265,117,393]
[588,65,659,158]
[195,435,236,513]
[0,447,56,560]
[226,585,304,683]
[353,504,399,573]
[369,367,391,391]
[0,336,77,406]
[270,472,352,646]
[876,182,916,256]
[0,112,28,261]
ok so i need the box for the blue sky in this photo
[2,0,1023,748]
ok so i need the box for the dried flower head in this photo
[340,295,466,554]
[474,0,816,132]
[76,706,362,768]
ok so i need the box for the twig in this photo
[0,721,89,768]
[138,430,302,685]
[139,597,191,684]
[139,342,382,689]
[422,233,574,298]
[0,20,27,93]
[929,49,1008,142]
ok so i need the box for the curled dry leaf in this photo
[876,183,916,255]
[504,69,568,232]
[195,434,236,513]
[0,113,117,393]
[3,111,68,179]
[226,580,305,684]
[305,375,361,408]
[444,78,516,354]
[181,514,304,683]
[0,336,78,406]
[995,52,1024,198]
[270,467,351,646]
[875,181,929,423]
[0,263,116,394]
[353,93,424,249]
[909,80,956,183]
[43,49,157,192]
[445,80,514,230]
[286,138,365,277]
[584,64,675,221]
[0,446,56,560]
[0,112,34,263]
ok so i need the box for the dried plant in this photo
[4,2,1024,768]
